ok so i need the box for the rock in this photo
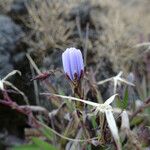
[0,15,24,77]
[0,15,35,105]
[9,0,29,15]
[0,52,13,77]
[0,15,36,149]
[0,15,24,53]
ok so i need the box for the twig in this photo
[130,96,150,120]
[0,99,39,128]
[76,17,83,42]
[20,105,49,114]
[39,121,98,142]
[134,42,150,48]
[29,60,40,105]
[26,53,61,106]
[84,23,89,66]
[26,53,41,74]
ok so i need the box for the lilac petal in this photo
[62,49,73,80]
[76,49,84,75]
[74,50,81,77]
[69,48,78,80]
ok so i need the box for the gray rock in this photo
[0,15,24,53]
[0,15,24,77]
[10,0,29,15]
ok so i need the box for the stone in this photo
[0,15,24,53]
[9,0,29,15]
[0,15,24,77]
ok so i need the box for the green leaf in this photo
[32,137,57,150]
[36,117,54,141]
[122,87,128,109]
[91,115,97,129]
[116,97,122,108]
[11,144,39,150]
[40,125,53,141]
[116,87,128,109]
[12,138,57,150]
[86,144,92,150]
[130,116,143,126]
[65,99,75,112]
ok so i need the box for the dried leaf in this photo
[121,110,130,130]
[3,70,21,81]
[104,94,118,105]
[105,110,121,150]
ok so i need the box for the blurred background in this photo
[0,0,150,149]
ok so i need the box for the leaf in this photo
[119,78,135,86]
[41,93,99,107]
[91,115,97,129]
[0,80,4,90]
[122,87,129,109]
[104,94,118,105]
[130,116,143,126]
[121,110,130,130]
[12,128,57,150]
[97,77,113,85]
[39,123,54,141]
[105,110,121,150]
[12,138,57,150]
[116,88,128,109]
[116,97,122,108]
[32,137,57,150]
[86,144,92,150]
[3,70,21,81]
[11,144,39,150]
[65,99,75,112]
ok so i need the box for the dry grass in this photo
[0,0,14,12]
[23,0,103,56]
[93,0,150,71]
[24,0,80,53]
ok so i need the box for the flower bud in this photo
[62,47,84,81]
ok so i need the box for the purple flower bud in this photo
[62,47,84,81]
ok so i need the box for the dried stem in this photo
[130,96,150,120]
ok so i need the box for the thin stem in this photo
[130,96,150,120]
